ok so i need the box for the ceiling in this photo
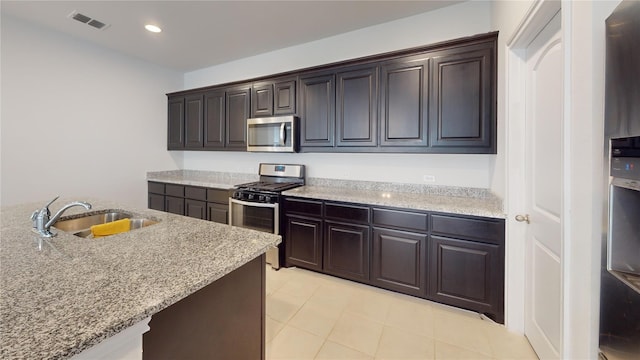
[1,1,465,72]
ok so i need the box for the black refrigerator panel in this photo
[599,270,640,359]
[604,0,640,138]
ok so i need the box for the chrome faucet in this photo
[31,196,92,237]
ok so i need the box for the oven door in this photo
[229,198,280,268]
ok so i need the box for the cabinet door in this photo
[165,196,184,215]
[185,94,204,148]
[204,90,226,149]
[429,235,504,323]
[285,215,323,271]
[251,82,273,117]
[336,66,378,147]
[226,85,250,150]
[185,199,207,220]
[274,79,296,115]
[323,221,370,282]
[371,228,427,297]
[148,193,165,211]
[380,57,429,146]
[167,97,185,149]
[208,203,229,224]
[299,73,335,147]
[429,46,495,152]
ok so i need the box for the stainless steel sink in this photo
[53,210,159,238]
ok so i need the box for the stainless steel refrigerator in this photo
[600,1,640,359]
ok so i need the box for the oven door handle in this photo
[229,198,278,208]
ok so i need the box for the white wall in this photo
[0,15,183,208]
[564,1,620,358]
[182,1,498,191]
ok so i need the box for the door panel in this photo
[299,73,335,147]
[204,91,225,148]
[524,11,563,359]
[380,58,429,146]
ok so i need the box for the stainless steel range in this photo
[229,163,305,269]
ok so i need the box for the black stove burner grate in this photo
[236,181,302,192]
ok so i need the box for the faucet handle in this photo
[44,196,60,210]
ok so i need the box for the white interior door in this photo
[522,10,563,359]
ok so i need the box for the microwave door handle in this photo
[279,123,286,146]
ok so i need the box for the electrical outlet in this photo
[423,175,436,183]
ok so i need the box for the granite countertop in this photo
[146,170,504,218]
[147,169,258,189]
[283,178,505,219]
[0,198,280,359]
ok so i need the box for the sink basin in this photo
[53,210,159,238]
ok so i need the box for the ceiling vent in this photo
[68,10,110,30]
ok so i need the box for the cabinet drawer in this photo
[208,203,229,224]
[185,186,207,201]
[165,184,185,197]
[148,182,165,195]
[431,214,504,245]
[372,208,428,232]
[284,197,323,216]
[325,202,369,224]
[207,188,230,204]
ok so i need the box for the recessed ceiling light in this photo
[145,24,162,33]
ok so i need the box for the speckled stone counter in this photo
[0,198,280,359]
[147,169,257,189]
[283,178,505,219]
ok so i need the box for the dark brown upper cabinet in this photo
[167,97,185,150]
[429,44,496,152]
[225,84,251,150]
[167,32,498,154]
[204,90,226,149]
[379,56,430,147]
[251,77,296,117]
[299,72,336,147]
[184,94,204,149]
[251,82,273,117]
[336,66,378,147]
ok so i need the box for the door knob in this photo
[515,214,530,224]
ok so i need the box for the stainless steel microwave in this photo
[246,116,298,152]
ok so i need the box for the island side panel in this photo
[143,254,266,359]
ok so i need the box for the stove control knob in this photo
[258,195,265,202]
[248,193,255,200]
[264,196,271,203]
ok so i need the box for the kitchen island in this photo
[0,198,280,359]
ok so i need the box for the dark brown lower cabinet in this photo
[185,199,207,220]
[285,215,323,271]
[165,196,184,215]
[148,193,165,211]
[207,203,229,224]
[371,228,427,297]
[428,235,504,323]
[148,182,231,225]
[282,197,505,324]
[323,221,370,282]
[143,254,265,359]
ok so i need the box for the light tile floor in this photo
[266,266,539,360]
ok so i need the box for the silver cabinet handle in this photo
[515,214,530,224]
